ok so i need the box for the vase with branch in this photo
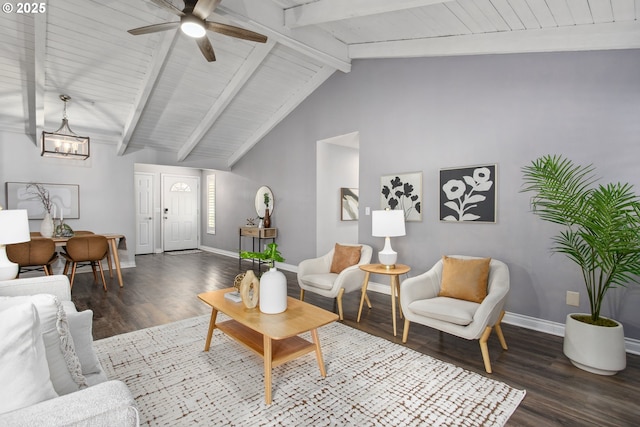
[26,183,54,237]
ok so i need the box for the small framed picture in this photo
[340,188,359,221]
[439,164,496,223]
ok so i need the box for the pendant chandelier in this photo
[41,94,90,160]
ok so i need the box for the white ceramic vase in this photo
[259,267,287,314]
[40,212,54,238]
[563,313,626,375]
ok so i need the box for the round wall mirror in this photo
[255,186,274,217]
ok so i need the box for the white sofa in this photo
[0,275,139,426]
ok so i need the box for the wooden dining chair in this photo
[6,239,58,277]
[62,235,110,290]
[62,231,113,279]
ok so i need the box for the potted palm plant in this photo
[521,154,640,375]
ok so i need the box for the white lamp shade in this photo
[0,209,30,281]
[0,209,30,245]
[372,210,406,237]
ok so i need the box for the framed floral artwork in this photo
[439,164,496,223]
[380,172,422,221]
[341,188,359,221]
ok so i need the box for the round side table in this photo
[357,263,411,336]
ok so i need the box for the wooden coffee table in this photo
[198,288,339,404]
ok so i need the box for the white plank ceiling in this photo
[1,0,638,169]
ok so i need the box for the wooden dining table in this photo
[33,233,126,288]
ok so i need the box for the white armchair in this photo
[400,255,510,373]
[298,243,373,320]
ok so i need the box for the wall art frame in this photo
[439,164,497,223]
[340,188,359,221]
[380,171,422,221]
[5,182,80,220]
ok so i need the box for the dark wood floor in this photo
[69,251,640,426]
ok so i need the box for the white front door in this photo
[162,175,199,251]
[135,173,154,255]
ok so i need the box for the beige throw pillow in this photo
[330,244,362,274]
[438,256,491,303]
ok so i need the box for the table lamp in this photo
[372,209,406,269]
[0,207,30,280]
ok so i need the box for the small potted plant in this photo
[522,154,640,375]
[240,243,286,314]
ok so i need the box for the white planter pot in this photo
[563,313,626,375]
[259,267,287,314]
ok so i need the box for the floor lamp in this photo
[0,208,30,281]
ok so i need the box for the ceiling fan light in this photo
[181,15,206,38]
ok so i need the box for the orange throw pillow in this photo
[330,244,362,274]
[438,256,491,303]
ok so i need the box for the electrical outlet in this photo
[566,291,580,307]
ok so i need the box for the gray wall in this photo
[231,49,640,338]
[2,49,639,340]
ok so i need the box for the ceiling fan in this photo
[128,0,267,62]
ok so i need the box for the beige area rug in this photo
[94,315,525,426]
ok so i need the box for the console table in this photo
[238,227,277,271]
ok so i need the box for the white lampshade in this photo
[0,209,31,281]
[372,210,406,238]
[372,210,406,268]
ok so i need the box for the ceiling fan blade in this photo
[193,0,221,20]
[128,21,180,35]
[149,0,185,16]
[205,22,268,43]
[196,36,216,62]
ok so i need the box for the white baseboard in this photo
[200,246,640,355]
[503,312,640,355]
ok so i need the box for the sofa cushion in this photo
[0,295,87,395]
[300,273,339,291]
[67,310,102,376]
[330,244,362,274]
[438,256,491,303]
[0,302,58,414]
[408,297,480,326]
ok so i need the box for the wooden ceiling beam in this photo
[216,0,351,73]
[349,21,640,59]
[28,12,47,146]
[116,31,178,156]
[227,64,336,168]
[176,39,276,162]
[284,0,453,28]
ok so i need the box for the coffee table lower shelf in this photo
[216,319,318,367]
